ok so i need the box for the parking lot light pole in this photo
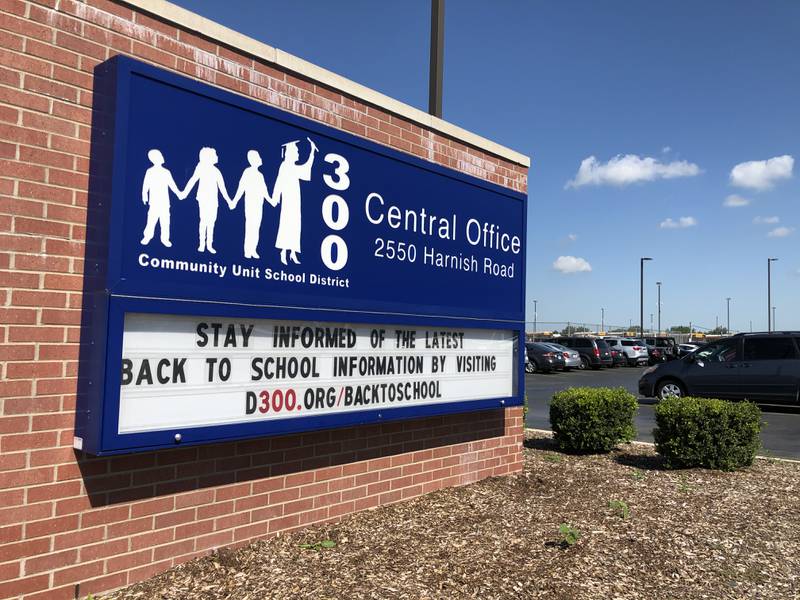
[767,258,778,331]
[656,281,662,334]
[726,297,731,333]
[640,257,652,339]
[532,299,537,334]
[601,307,604,333]
[428,0,445,118]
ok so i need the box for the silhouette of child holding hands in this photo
[140,149,185,247]
[229,150,276,259]
[181,147,231,254]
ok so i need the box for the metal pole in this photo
[428,0,445,118]
[656,281,662,334]
[533,299,537,334]
[726,297,731,333]
[640,257,652,338]
[767,258,777,331]
[601,307,604,333]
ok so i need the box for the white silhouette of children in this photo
[181,147,231,254]
[140,149,185,247]
[273,138,317,265]
[229,150,276,259]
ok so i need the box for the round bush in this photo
[550,387,637,453]
[654,396,762,471]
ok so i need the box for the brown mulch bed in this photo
[103,432,799,599]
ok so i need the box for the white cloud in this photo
[659,216,698,229]
[730,155,794,190]
[753,216,780,225]
[553,256,592,274]
[566,154,702,188]
[767,226,794,238]
[723,194,750,208]
[566,233,578,242]
[662,146,671,154]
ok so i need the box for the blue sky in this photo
[172,0,800,331]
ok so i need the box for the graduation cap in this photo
[281,140,300,159]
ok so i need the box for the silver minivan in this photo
[605,338,649,366]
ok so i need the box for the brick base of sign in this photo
[1,407,523,598]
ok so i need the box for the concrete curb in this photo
[523,427,800,465]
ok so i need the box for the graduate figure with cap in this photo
[272,137,318,265]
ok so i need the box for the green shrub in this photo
[653,396,762,471]
[549,387,637,453]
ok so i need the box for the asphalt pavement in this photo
[524,365,800,459]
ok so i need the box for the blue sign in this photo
[75,56,527,455]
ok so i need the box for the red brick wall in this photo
[0,1,527,598]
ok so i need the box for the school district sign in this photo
[75,57,527,455]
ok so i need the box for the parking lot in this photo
[524,367,800,459]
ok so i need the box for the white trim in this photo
[120,0,530,168]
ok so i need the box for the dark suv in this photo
[557,337,614,370]
[644,336,678,360]
[639,332,800,403]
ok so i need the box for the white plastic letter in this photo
[321,234,348,271]
[322,194,350,231]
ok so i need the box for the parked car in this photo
[542,342,581,370]
[557,337,613,370]
[639,332,800,403]
[677,343,700,358]
[525,342,566,373]
[610,347,626,367]
[605,338,649,367]
[645,336,678,360]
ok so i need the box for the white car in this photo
[604,338,649,366]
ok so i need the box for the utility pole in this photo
[656,281,662,334]
[428,0,445,118]
[767,258,778,331]
[726,297,731,333]
[640,257,652,341]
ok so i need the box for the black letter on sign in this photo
[156,359,171,384]
[172,358,186,383]
[121,359,133,385]
[196,323,209,347]
[219,357,231,382]
[136,360,153,385]
[245,391,257,415]
[206,357,217,382]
